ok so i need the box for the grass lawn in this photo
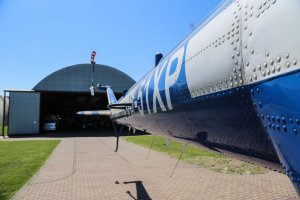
[0,140,60,200]
[124,135,267,175]
[0,126,8,136]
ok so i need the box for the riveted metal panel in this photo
[242,0,300,84]
[185,1,244,98]
[8,92,40,135]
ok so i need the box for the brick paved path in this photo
[12,136,299,200]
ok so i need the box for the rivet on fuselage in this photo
[253,67,256,72]
[293,60,297,65]
[271,67,275,73]
[232,55,235,59]
[249,77,253,82]
[276,65,281,72]
[250,49,254,54]
[245,61,249,66]
[289,118,293,124]
[237,66,242,71]
[269,60,274,65]
[254,75,257,80]
[249,32,253,36]
[230,76,233,81]
[293,129,298,135]
[276,116,280,123]
[272,124,275,129]
[281,117,286,124]
[264,62,268,68]
[258,65,262,70]
[283,125,287,132]
[276,125,280,131]
[285,53,289,59]
[244,43,248,49]
[262,71,266,76]
[277,57,281,63]
[235,60,239,65]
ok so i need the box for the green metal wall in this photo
[8,92,40,135]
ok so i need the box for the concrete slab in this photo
[10,134,299,200]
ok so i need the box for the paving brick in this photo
[10,134,299,200]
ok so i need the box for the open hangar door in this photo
[39,91,123,132]
[32,63,135,133]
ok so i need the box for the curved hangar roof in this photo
[33,64,135,93]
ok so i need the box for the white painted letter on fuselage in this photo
[153,62,167,113]
[165,47,185,110]
[144,74,153,114]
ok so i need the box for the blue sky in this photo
[0,0,222,92]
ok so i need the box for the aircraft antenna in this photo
[90,50,96,96]
[170,143,188,178]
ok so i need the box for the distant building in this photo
[0,95,9,128]
[5,64,135,135]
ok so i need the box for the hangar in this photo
[4,64,135,135]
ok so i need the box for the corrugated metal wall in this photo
[8,92,40,135]
[0,95,9,127]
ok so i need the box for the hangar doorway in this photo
[7,64,135,135]
[40,92,122,132]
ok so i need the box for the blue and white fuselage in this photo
[106,0,300,195]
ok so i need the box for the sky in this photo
[0,0,222,93]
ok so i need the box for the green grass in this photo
[0,126,8,136]
[124,135,267,175]
[0,140,60,200]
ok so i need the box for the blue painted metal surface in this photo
[117,84,279,162]
[250,70,300,194]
